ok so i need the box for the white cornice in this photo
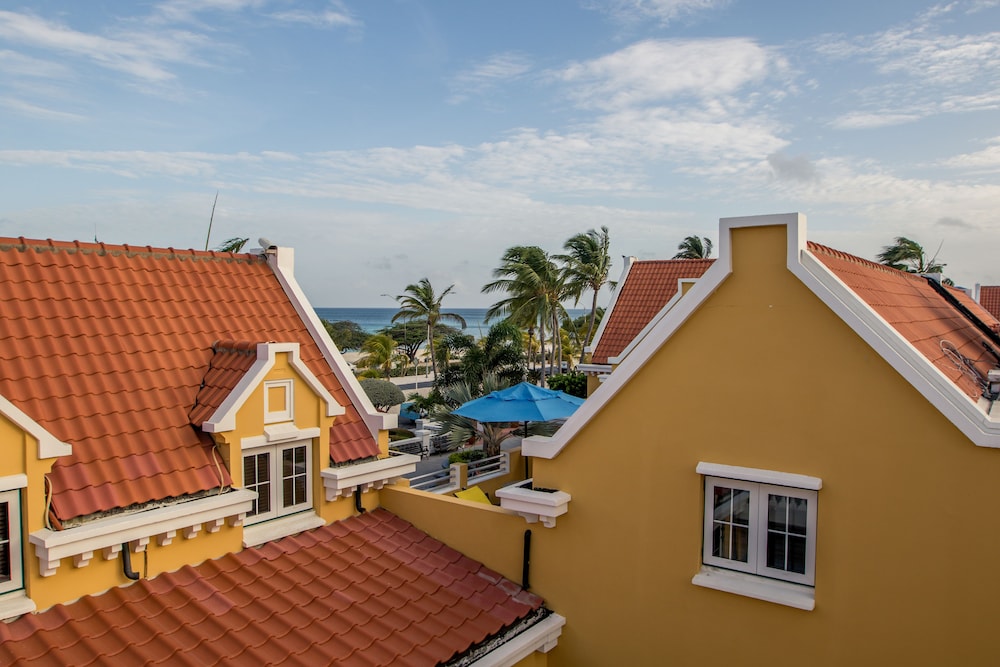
[202,342,344,433]
[266,247,395,434]
[0,395,72,460]
[470,613,566,666]
[494,480,571,528]
[321,454,419,500]
[29,489,255,577]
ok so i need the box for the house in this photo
[0,238,563,664]
[503,213,1000,665]
[975,284,1000,320]
[578,256,713,394]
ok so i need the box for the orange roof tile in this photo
[979,286,1000,321]
[0,238,378,522]
[0,509,547,666]
[591,259,714,364]
[808,242,1000,400]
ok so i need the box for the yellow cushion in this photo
[455,486,491,504]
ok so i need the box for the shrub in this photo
[359,378,405,412]
[388,428,415,442]
[448,449,486,465]
[547,371,587,398]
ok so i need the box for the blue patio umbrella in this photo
[452,382,584,424]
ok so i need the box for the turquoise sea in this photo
[314,307,588,338]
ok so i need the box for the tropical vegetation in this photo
[557,227,614,362]
[322,320,368,351]
[876,237,945,275]
[392,279,467,382]
[673,235,713,259]
[358,378,405,412]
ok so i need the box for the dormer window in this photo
[264,380,294,424]
[243,440,312,525]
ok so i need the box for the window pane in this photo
[294,476,306,505]
[788,497,808,535]
[712,523,731,559]
[283,478,293,507]
[244,452,271,517]
[731,525,749,562]
[257,482,271,514]
[766,532,786,571]
[731,489,750,526]
[713,487,733,522]
[768,494,787,532]
[0,502,9,582]
[788,535,807,574]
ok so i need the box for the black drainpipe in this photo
[521,530,532,590]
[354,487,367,514]
[121,543,140,581]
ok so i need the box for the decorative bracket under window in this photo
[321,454,419,500]
[495,479,571,528]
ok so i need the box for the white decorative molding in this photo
[695,462,822,490]
[575,363,612,375]
[321,454,419,500]
[0,395,72,459]
[29,489,255,577]
[692,566,815,611]
[469,613,567,667]
[0,591,35,622]
[201,342,345,434]
[0,474,27,493]
[242,511,325,548]
[495,479,571,528]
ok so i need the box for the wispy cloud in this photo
[0,97,85,122]
[587,0,730,26]
[941,137,1000,170]
[449,52,532,104]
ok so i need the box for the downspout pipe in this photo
[121,543,140,581]
[354,487,367,514]
[521,530,532,590]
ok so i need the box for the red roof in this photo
[0,509,546,666]
[0,238,379,522]
[980,286,1000,321]
[591,259,714,364]
[809,242,1000,400]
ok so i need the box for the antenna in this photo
[204,191,219,251]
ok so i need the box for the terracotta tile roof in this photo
[0,238,379,522]
[808,242,1000,400]
[979,286,1000,321]
[0,509,546,666]
[591,259,714,364]
[188,340,262,427]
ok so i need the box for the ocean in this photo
[314,307,588,337]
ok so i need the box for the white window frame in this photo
[0,489,24,595]
[702,476,817,587]
[264,379,294,424]
[242,440,312,526]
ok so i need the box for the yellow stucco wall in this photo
[525,224,1000,666]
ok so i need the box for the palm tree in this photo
[357,334,401,378]
[393,278,467,382]
[557,226,613,362]
[483,246,567,386]
[673,235,713,259]
[876,237,946,274]
[216,237,249,253]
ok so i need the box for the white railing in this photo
[407,451,511,494]
[408,466,460,494]
[467,452,510,484]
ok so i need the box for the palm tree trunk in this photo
[427,322,437,382]
[537,314,546,387]
[581,290,598,363]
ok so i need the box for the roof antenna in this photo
[204,191,219,251]
[94,223,99,243]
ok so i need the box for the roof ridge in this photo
[0,237,265,263]
[806,240,925,282]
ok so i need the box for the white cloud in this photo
[830,112,920,129]
[558,38,783,110]
[449,52,532,104]
[941,137,1000,170]
[0,97,85,122]
[587,0,730,26]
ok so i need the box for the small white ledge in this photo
[321,454,419,500]
[696,462,822,490]
[243,511,325,548]
[692,566,815,611]
[495,479,571,528]
[470,613,567,666]
[0,591,35,621]
[29,489,256,577]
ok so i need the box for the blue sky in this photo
[1,0,998,307]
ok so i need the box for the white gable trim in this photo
[202,342,345,434]
[0,395,72,460]
[610,276,702,365]
[584,255,635,356]
[525,211,1000,460]
[265,247,395,433]
[793,248,1000,447]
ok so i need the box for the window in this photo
[0,490,23,595]
[703,476,817,586]
[264,380,294,424]
[243,441,312,526]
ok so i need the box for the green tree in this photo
[483,246,567,386]
[876,237,946,274]
[358,378,405,412]
[673,235,713,259]
[357,333,402,378]
[547,371,587,398]
[322,320,368,351]
[438,320,525,393]
[216,237,250,253]
[393,279,467,382]
[557,226,613,362]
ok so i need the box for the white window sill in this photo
[0,591,35,621]
[692,566,815,611]
[242,511,325,548]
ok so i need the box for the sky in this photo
[1,0,999,308]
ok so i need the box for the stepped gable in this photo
[0,509,546,666]
[0,237,378,522]
[808,241,1000,400]
[592,258,714,365]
